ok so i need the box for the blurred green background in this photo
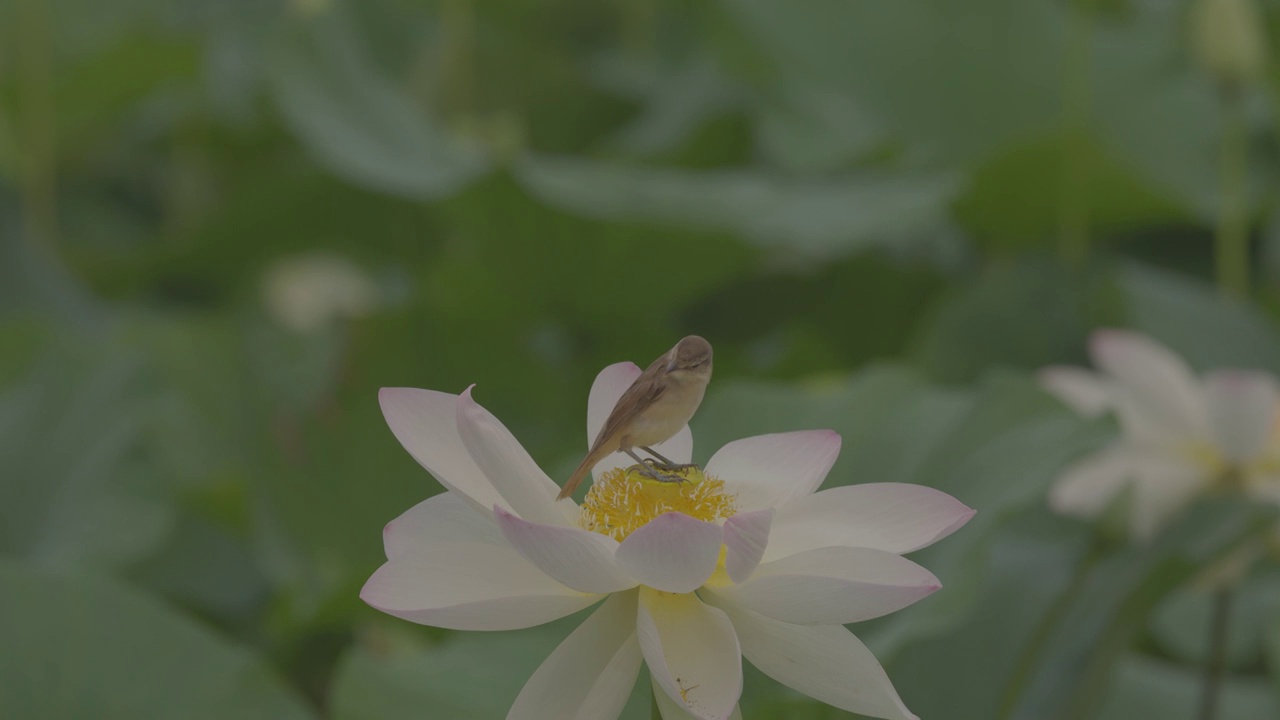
[5,0,1280,718]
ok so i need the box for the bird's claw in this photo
[644,458,698,473]
[638,461,687,484]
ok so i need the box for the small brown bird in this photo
[558,336,713,500]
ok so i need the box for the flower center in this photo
[1183,441,1228,477]
[578,465,737,540]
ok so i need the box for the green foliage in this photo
[0,560,315,720]
[269,9,489,199]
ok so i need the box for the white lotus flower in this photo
[362,361,976,720]
[261,252,378,332]
[1041,329,1280,540]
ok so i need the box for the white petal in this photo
[707,546,939,625]
[1204,370,1278,464]
[508,592,643,720]
[614,513,722,593]
[494,506,636,594]
[360,541,599,630]
[638,587,742,720]
[1048,445,1135,519]
[763,484,975,562]
[1130,454,1210,541]
[456,386,576,527]
[1245,470,1280,506]
[723,510,773,584]
[651,675,743,720]
[379,387,505,515]
[705,430,841,512]
[586,362,693,483]
[383,492,504,560]
[1038,366,1111,417]
[707,597,917,720]
[1052,445,1212,541]
[1088,330,1208,442]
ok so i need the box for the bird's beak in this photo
[665,358,679,373]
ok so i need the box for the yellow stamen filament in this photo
[579,465,737,540]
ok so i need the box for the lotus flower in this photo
[362,361,976,720]
[1041,329,1280,540]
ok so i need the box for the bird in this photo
[557,336,713,500]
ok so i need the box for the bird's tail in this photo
[558,449,607,500]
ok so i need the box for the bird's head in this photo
[665,335,713,380]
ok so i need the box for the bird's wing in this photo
[589,357,667,453]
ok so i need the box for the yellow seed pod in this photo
[579,465,737,541]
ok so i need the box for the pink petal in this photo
[638,587,742,720]
[614,513,722,593]
[707,597,917,720]
[705,430,841,512]
[509,592,643,720]
[585,362,692,483]
[379,387,505,515]
[494,506,636,594]
[1038,366,1111,417]
[383,492,504,560]
[1204,370,1278,464]
[360,541,599,630]
[456,386,575,527]
[763,484,974,561]
[723,509,773,584]
[707,546,939,625]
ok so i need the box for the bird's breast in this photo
[623,381,706,447]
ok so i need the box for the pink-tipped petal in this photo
[508,592,643,720]
[1038,366,1111,417]
[586,362,693,482]
[723,509,773,584]
[706,597,917,720]
[614,513,722,593]
[457,386,575,527]
[383,492,504,560]
[494,506,636,594]
[1088,330,1208,442]
[705,430,841,512]
[707,546,940,625]
[763,484,975,562]
[379,387,505,514]
[1204,370,1279,464]
[360,542,599,630]
[638,588,742,720]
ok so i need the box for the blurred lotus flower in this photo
[1041,330,1280,540]
[261,252,378,333]
[1190,0,1269,87]
[363,362,975,720]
